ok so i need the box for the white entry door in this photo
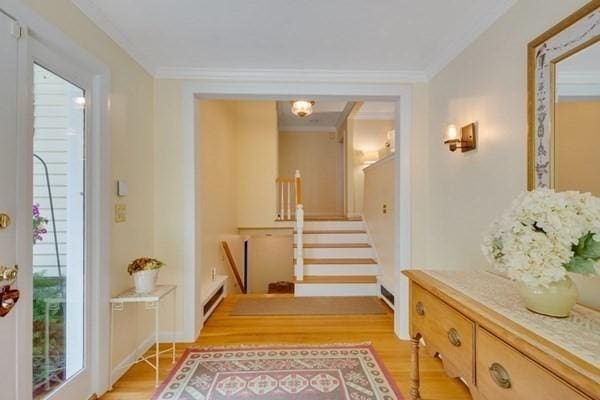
[0,9,24,400]
[0,8,105,399]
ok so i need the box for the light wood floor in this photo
[100,295,471,400]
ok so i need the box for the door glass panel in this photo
[32,64,85,399]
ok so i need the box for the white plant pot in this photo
[133,269,159,294]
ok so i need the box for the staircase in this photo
[294,218,379,296]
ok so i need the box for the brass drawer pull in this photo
[489,362,511,389]
[447,328,461,347]
[415,301,425,316]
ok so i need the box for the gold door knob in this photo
[447,328,461,347]
[489,362,511,389]
[0,265,18,282]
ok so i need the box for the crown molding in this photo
[154,67,427,83]
[425,0,517,80]
[353,111,395,121]
[278,125,338,133]
[71,0,156,76]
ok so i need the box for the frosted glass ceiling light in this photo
[291,100,315,117]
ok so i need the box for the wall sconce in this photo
[444,122,477,152]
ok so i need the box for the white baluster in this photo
[280,181,284,220]
[287,182,291,221]
[295,204,304,281]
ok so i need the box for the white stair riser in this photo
[295,283,378,297]
[303,221,365,231]
[303,264,379,276]
[295,233,369,244]
[302,247,374,258]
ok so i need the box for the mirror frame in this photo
[527,1,600,190]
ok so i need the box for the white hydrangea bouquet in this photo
[482,189,600,288]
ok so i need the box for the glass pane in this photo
[32,64,85,399]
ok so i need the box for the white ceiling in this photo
[71,0,516,80]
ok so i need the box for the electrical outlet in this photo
[115,204,127,223]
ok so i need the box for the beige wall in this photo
[247,235,294,294]
[555,100,600,197]
[415,0,588,270]
[350,119,395,215]
[197,100,241,295]
[23,0,157,375]
[234,102,279,227]
[279,131,344,216]
[363,155,396,291]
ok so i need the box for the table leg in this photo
[109,304,114,390]
[155,301,160,388]
[172,289,176,363]
[409,335,422,400]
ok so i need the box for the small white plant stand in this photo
[109,285,177,389]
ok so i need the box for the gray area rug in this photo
[231,296,388,316]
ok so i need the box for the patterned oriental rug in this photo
[152,344,404,400]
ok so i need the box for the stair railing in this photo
[275,170,304,280]
[294,170,304,281]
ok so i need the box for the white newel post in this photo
[295,204,304,281]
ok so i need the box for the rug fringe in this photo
[191,342,373,351]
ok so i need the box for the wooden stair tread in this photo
[295,275,377,284]
[298,258,378,265]
[295,243,371,248]
[296,230,367,234]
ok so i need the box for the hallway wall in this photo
[279,131,344,216]
[412,0,589,270]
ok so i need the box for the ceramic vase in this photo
[519,276,578,317]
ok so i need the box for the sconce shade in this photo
[291,100,315,117]
[445,125,459,142]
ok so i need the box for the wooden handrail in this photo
[295,170,303,206]
[221,241,246,294]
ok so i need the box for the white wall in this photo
[363,155,395,292]
[414,0,588,270]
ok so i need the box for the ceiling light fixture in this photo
[291,100,315,117]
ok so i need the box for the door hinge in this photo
[9,21,21,39]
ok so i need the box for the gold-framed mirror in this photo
[527,1,600,193]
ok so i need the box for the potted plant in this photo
[127,258,165,294]
[482,189,600,317]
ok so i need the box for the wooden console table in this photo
[403,270,599,400]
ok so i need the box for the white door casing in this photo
[0,9,21,398]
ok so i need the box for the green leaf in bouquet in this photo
[574,233,600,259]
[564,256,597,275]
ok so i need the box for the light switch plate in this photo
[117,180,128,197]
[115,204,127,223]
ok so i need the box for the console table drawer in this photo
[476,328,589,400]
[411,283,475,384]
